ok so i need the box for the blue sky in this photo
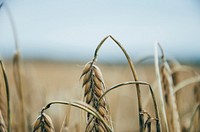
[0,0,200,62]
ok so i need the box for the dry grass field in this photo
[1,60,199,132]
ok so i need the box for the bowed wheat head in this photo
[81,62,112,131]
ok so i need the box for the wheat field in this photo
[1,57,199,131]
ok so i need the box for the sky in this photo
[0,0,200,63]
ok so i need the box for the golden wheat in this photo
[33,113,54,132]
[161,64,181,132]
[81,61,111,131]
[0,63,8,130]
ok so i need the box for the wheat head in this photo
[81,61,110,131]
[33,113,54,132]
[161,64,181,132]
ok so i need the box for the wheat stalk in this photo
[92,35,144,131]
[98,81,161,132]
[3,3,25,131]
[38,101,112,132]
[173,76,200,93]
[141,111,157,132]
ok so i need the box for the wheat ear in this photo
[33,113,55,132]
[158,43,181,132]
[81,61,112,131]
[161,65,181,132]
[0,61,11,132]
[154,43,169,132]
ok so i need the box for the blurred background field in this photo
[2,60,200,131]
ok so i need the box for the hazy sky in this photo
[0,0,200,62]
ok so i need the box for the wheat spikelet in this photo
[0,110,6,132]
[161,64,181,132]
[81,62,110,131]
[33,113,54,132]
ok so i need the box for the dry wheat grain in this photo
[81,62,110,131]
[33,113,54,132]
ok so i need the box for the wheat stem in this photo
[93,35,144,131]
[41,101,112,132]
[174,76,200,93]
[99,81,161,132]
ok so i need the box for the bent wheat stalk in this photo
[174,76,200,93]
[39,101,112,132]
[4,3,23,132]
[98,81,161,132]
[92,35,144,131]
